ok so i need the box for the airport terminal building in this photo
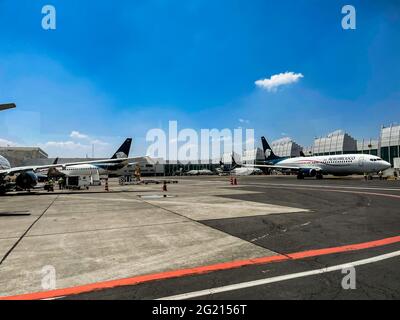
[380,124,400,167]
[1,124,400,175]
[0,147,48,167]
[270,138,303,158]
[242,148,265,164]
[312,130,358,156]
[357,139,379,156]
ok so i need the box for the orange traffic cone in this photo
[230,177,234,185]
[163,181,168,192]
[234,178,238,186]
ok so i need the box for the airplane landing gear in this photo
[316,173,323,180]
[297,173,305,180]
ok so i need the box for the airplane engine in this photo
[301,168,317,177]
[16,171,38,190]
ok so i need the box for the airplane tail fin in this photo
[261,137,278,160]
[47,158,60,178]
[231,154,240,168]
[111,138,132,159]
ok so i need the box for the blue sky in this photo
[0,0,399,157]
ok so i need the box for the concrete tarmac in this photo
[0,176,399,300]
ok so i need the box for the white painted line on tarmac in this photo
[60,195,141,203]
[248,182,400,192]
[158,250,400,300]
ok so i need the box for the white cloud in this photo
[239,118,250,124]
[70,131,89,140]
[69,131,109,146]
[211,135,232,143]
[0,138,18,147]
[44,141,89,150]
[41,141,90,158]
[44,140,110,150]
[40,139,112,158]
[255,72,304,92]
[91,139,110,147]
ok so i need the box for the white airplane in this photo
[247,137,392,179]
[0,139,135,194]
[232,167,262,176]
[217,156,262,176]
[187,169,214,176]
[231,156,263,176]
[52,138,134,178]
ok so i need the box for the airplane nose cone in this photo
[383,161,391,169]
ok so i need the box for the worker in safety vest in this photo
[47,179,54,192]
[58,177,64,190]
[135,165,141,181]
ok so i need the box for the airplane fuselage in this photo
[278,154,391,175]
[59,162,127,177]
[231,167,262,176]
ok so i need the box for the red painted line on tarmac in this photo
[2,235,400,300]
[287,235,400,260]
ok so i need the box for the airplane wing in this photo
[244,164,301,170]
[0,157,137,176]
[0,103,16,111]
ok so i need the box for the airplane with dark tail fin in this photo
[247,137,391,179]
[0,139,135,194]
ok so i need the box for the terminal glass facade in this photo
[271,138,303,157]
[313,130,357,156]
[357,139,379,156]
[243,148,266,164]
[380,125,400,166]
